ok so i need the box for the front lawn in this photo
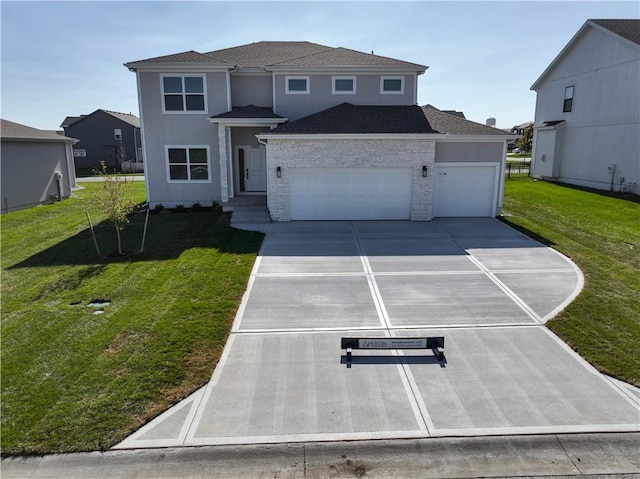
[503,177,639,386]
[1,183,264,454]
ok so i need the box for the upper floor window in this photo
[162,75,207,113]
[563,85,574,113]
[166,146,210,181]
[114,129,122,140]
[332,76,356,94]
[285,76,310,94]
[381,76,404,94]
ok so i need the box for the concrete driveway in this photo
[115,219,640,449]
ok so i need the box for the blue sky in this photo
[1,1,637,130]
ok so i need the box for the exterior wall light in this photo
[276,166,282,178]
[422,165,428,177]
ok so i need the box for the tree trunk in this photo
[115,221,122,255]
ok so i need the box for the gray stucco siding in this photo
[265,138,435,221]
[273,73,417,121]
[435,142,504,163]
[1,141,72,212]
[138,71,227,207]
[230,74,273,108]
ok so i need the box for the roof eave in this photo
[264,65,427,74]
[1,136,78,144]
[256,133,441,140]
[124,62,235,72]
[256,132,515,141]
[209,118,288,126]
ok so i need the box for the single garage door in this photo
[289,167,413,220]
[433,164,498,217]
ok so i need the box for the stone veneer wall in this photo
[266,138,436,221]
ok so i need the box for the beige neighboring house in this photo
[1,119,77,213]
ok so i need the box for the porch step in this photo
[229,205,271,225]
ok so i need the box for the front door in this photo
[245,148,266,192]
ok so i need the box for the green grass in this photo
[502,177,640,386]
[1,183,264,454]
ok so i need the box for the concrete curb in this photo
[3,433,639,478]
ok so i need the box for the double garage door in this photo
[289,168,413,220]
[288,164,498,220]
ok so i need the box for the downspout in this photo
[55,172,63,201]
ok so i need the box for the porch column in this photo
[218,123,229,203]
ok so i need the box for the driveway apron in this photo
[115,219,640,449]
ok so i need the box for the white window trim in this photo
[165,145,212,183]
[380,76,404,94]
[285,75,310,94]
[332,76,356,94]
[160,74,208,114]
[563,85,575,113]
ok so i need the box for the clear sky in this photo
[1,1,637,131]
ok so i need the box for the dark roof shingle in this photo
[591,19,640,45]
[128,42,426,71]
[421,107,511,135]
[266,103,436,134]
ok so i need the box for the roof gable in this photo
[60,109,140,129]
[531,19,640,90]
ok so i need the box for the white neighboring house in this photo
[530,19,640,194]
[1,119,77,213]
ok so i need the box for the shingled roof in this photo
[421,106,510,136]
[1,119,75,142]
[260,103,512,136]
[592,19,640,45]
[127,41,426,72]
[60,110,140,129]
[264,103,436,134]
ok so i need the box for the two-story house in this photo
[125,41,513,220]
[61,109,142,172]
[530,19,639,194]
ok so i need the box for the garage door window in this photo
[166,146,210,181]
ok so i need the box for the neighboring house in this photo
[125,41,513,220]
[60,109,142,171]
[511,122,533,136]
[530,19,640,194]
[1,119,77,213]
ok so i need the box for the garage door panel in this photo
[433,164,497,217]
[290,168,412,220]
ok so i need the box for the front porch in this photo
[222,194,271,228]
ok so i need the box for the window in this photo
[563,85,574,113]
[285,76,309,94]
[161,75,207,113]
[381,76,404,94]
[166,146,210,181]
[114,129,122,141]
[332,76,356,94]
[73,149,86,157]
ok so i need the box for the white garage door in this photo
[289,167,413,220]
[433,164,498,217]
